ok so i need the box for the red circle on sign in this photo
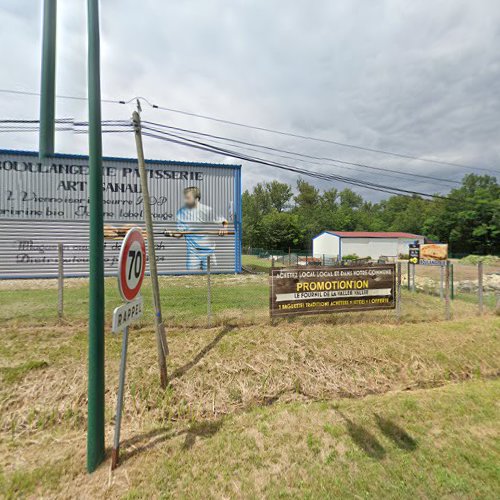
[118,228,146,301]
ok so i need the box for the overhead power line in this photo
[141,121,461,187]
[0,87,497,174]
[140,126,448,200]
[0,118,479,207]
[0,117,460,197]
[0,117,464,187]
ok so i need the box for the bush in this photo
[342,254,359,261]
[459,255,500,265]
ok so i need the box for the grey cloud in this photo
[0,0,498,200]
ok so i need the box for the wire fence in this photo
[1,248,498,326]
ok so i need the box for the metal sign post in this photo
[111,228,146,470]
[112,325,129,470]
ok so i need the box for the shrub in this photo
[342,254,359,261]
[459,255,500,265]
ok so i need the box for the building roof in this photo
[321,231,424,239]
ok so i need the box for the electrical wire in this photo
[0,88,496,174]
[1,117,462,187]
[141,128,449,200]
[0,117,482,207]
[0,118,453,198]
[141,121,461,187]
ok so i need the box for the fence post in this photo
[396,262,401,321]
[439,264,444,299]
[445,260,451,320]
[207,255,212,328]
[407,261,410,290]
[478,261,483,315]
[450,263,454,300]
[57,242,64,319]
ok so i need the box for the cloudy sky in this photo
[0,0,499,200]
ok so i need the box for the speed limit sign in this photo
[112,227,146,470]
[118,228,146,301]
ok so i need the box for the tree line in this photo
[242,174,499,256]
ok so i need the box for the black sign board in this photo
[409,243,420,264]
[270,264,396,318]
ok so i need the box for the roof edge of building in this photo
[317,231,425,239]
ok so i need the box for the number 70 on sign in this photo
[118,228,147,302]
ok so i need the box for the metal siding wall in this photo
[0,151,240,278]
[341,238,398,259]
[313,233,339,257]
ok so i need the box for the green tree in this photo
[266,181,293,212]
[257,212,304,250]
[241,174,499,255]
[423,174,499,254]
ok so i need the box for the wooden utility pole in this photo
[132,107,169,388]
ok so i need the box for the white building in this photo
[312,231,425,260]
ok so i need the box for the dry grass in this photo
[0,275,499,498]
[1,315,498,442]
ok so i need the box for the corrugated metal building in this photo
[0,149,242,278]
[313,231,425,260]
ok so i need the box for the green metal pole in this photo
[86,0,105,473]
[39,0,57,159]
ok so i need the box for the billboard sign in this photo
[419,243,448,266]
[270,264,396,318]
[0,150,241,278]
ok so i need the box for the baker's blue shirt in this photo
[176,203,215,270]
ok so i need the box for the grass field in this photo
[0,275,499,498]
